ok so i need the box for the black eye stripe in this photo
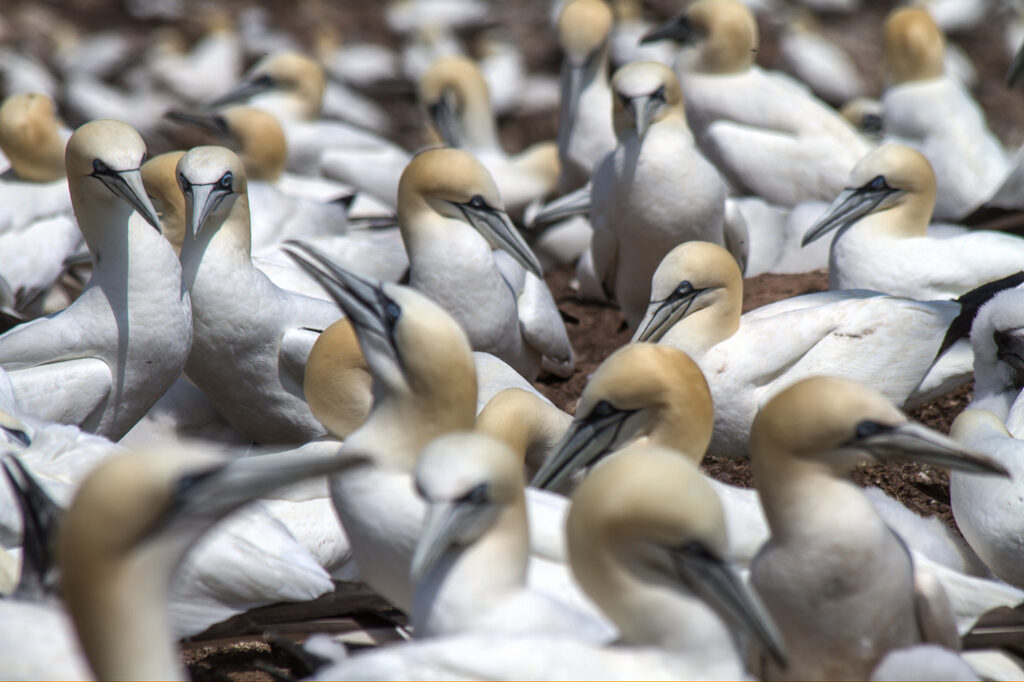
[865,175,890,192]
[458,482,489,505]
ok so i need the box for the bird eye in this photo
[384,300,401,321]
[92,159,109,174]
[652,85,666,102]
[854,420,889,439]
[174,465,223,499]
[591,400,615,419]
[468,195,488,210]
[252,73,275,88]
[674,280,694,297]
[178,172,190,190]
[459,483,489,505]
[618,92,631,107]
[866,175,890,192]
[218,172,233,190]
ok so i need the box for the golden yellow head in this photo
[557,0,614,66]
[0,92,65,182]
[884,7,944,84]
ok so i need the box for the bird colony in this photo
[5,0,1024,679]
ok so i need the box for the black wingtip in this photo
[936,271,1024,358]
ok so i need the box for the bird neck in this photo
[458,88,502,154]
[63,547,186,681]
[413,499,529,636]
[179,194,254,294]
[475,393,572,474]
[649,408,712,467]
[660,292,742,359]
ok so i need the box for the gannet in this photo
[55,444,348,680]
[210,50,409,199]
[176,146,340,444]
[949,409,1024,589]
[631,241,1015,457]
[0,120,192,441]
[303,317,372,441]
[145,11,242,104]
[165,106,354,249]
[590,60,727,328]
[315,441,784,680]
[778,11,866,105]
[397,148,573,381]
[475,387,571,480]
[749,376,1004,680]
[411,431,610,640]
[641,0,872,206]
[286,244,591,614]
[881,7,1008,220]
[556,0,616,191]
[0,93,79,317]
[967,287,1024,433]
[419,55,559,218]
[802,144,1024,300]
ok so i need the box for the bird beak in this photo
[0,419,31,448]
[410,500,488,584]
[164,110,231,141]
[428,89,462,148]
[283,241,400,369]
[668,543,787,669]
[183,181,230,238]
[627,95,660,142]
[632,285,711,343]
[1008,40,1024,87]
[151,447,347,540]
[996,326,1024,373]
[97,168,162,232]
[801,185,899,247]
[2,455,62,599]
[640,14,699,45]
[528,184,591,231]
[531,407,643,490]
[207,76,274,109]
[457,203,544,278]
[557,53,594,156]
[858,422,1009,476]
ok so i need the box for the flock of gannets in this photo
[4,0,1024,680]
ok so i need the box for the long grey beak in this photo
[2,455,62,600]
[410,501,474,583]
[632,283,708,343]
[669,543,787,668]
[183,181,228,239]
[207,76,274,109]
[531,406,641,490]
[529,184,591,230]
[557,59,588,155]
[1008,40,1024,87]
[458,203,544,278]
[801,185,898,247]
[627,95,661,142]
[859,422,1009,476]
[284,240,398,367]
[640,14,699,45]
[98,168,162,232]
[995,326,1024,372]
[164,110,230,140]
[428,90,461,148]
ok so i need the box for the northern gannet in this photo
[631,241,1016,457]
[641,0,872,206]
[411,431,610,640]
[475,386,571,480]
[949,409,1024,589]
[803,144,1024,300]
[398,147,573,381]
[303,317,372,441]
[0,119,192,441]
[589,60,728,328]
[176,145,340,443]
[145,11,242,104]
[555,0,616,191]
[314,441,784,680]
[57,444,348,680]
[419,55,559,219]
[211,51,409,201]
[0,93,79,317]
[749,376,1003,680]
[286,244,591,614]
[881,7,1008,221]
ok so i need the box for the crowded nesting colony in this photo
[4,0,1024,679]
